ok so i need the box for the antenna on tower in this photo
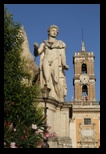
[81,28,85,51]
[82,28,83,42]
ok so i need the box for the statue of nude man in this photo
[34,25,69,102]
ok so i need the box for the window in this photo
[84,118,91,125]
[82,85,88,97]
[82,63,87,74]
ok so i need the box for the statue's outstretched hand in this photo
[34,42,39,49]
[64,65,69,70]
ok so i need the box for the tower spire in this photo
[81,28,85,51]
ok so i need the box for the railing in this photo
[70,101,100,106]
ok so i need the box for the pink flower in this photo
[9,123,13,130]
[44,132,49,137]
[49,132,57,138]
[4,142,6,146]
[10,142,17,148]
[32,124,37,129]
[34,131,39,135]
[43,136,47,139]
[14,128,16,132]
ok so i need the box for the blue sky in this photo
[6,4,100,102]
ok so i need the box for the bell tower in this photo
[73,41,96,101]
[70,35,100,148]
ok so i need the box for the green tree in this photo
[4,5,45,148]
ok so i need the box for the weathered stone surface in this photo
[34,25,69,102]
[57,137,72,148]
[20,26,39,85]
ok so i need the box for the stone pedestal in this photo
[37,97,72,148]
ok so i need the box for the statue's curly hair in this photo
[48,25,59,35]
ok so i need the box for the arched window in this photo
[82,63,87,74]
[82,85,88,97]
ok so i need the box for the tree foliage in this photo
[4,5,45,148]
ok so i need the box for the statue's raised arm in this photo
[34,42,39,57]
[34,42,45,57]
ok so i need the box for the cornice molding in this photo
[73,108,100,113]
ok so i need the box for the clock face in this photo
[80,74,89,84]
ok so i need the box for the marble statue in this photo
[34,25,69,102]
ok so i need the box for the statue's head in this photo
[48,25,59,35]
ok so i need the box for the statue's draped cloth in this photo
[40,40,67,102]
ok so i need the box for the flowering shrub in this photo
[48,132,57,138]
[4,5,58,148]
[42,124,57,138]
[4,115,46,148]
[36,124,57,147]
[4,121,57,148]
[4,5,46,148]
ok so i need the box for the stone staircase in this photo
[48,136,72,148]
[57,136,72,148]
